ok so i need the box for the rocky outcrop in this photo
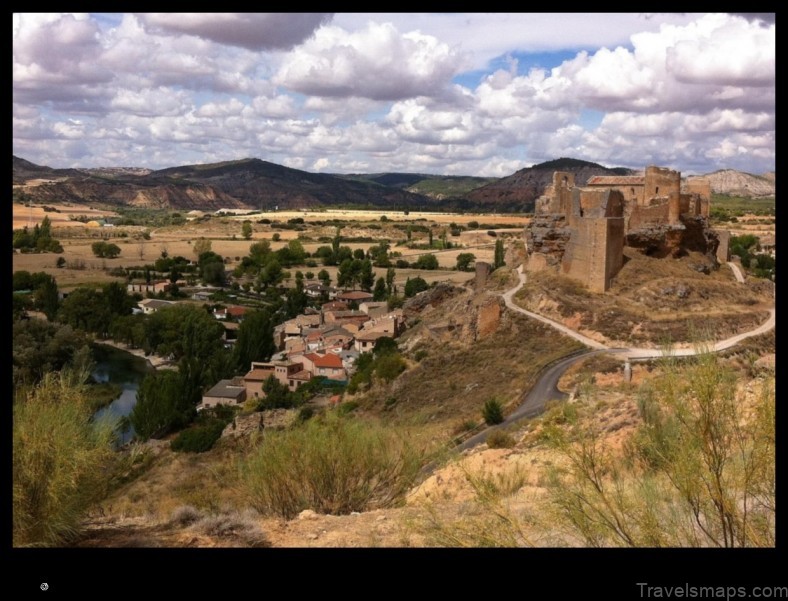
[625,216,720,262]
[525,214,571,267]
[402,283,466,319]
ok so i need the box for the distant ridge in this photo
[466,157,637,211]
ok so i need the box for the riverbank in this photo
[93,338,177,370]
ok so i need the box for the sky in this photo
[12,13,775,177]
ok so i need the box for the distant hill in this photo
[12,156,83,185]
[338,172,496,199]
[466,158,637,211]
[691,169,775,197]
[12,156,434,211]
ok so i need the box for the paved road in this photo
[451,263,775,453]
[727,261,746,283]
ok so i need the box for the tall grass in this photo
[240,413,423,519]
[13,371,117,546]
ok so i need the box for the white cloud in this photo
[138,13,333,50]
[275,22,463,100]
[11,13,775,177]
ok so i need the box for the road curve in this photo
[727,261,746,283]
[451,263,775,453]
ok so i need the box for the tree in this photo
[360,260,375,292]
[494,239,505,270]
[258,259,283,289]
[318,269,331,286]
[373,277,387,301]
[456,252,477,272]
[193,237,212,258]
[57,287,113,336]
[34,276,60,320]
[249,240,272,267]
[202,261,226,287]
[241,221,253,240]
[414,254,439,270]
[482,398,504,425]
[91,241,121,258]
[386,267,396,296]
[404,276,429,298]
[258,375,294,410]
[13,371,116,546]
[233,309,275,371]
[131,370,195,440]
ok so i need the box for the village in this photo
[135,285,405,411]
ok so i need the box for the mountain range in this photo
[12,155,774,213]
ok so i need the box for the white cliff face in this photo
[690,170,775,197]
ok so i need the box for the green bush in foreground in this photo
[240,413,423,519]
[170,420,225,453]
[13,372,117,546]
[482,398,505,425]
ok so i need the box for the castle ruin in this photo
[526,166,727,293]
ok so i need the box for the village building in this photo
[336,290,374,304]
[200,377,247,409]
[137,298,176,314]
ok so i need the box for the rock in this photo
[689,263,711,274]
[298,510,319,521]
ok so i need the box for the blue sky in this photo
[13,13,775,176]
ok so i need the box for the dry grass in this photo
[515,248,774,345]
[364,311,584,443]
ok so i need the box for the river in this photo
[91,343,151,445]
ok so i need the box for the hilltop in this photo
[466,158,637,212]
[12,156,434,212]
[690,169,775,197]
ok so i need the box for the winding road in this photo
[454,263,775,452]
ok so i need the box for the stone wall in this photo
[474,261,492,289]
[715,229,731,263]
[562,213,625,293]
[628,202,670,230]
[644,165,681,204]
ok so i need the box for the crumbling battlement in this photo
[526,165,720,293]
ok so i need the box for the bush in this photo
[13,372,117,546]
[486,430,516,449]
[169,505,203,527]
[482,398,505,425]
[414,253,439,270]
[240,414,422,518]
[190,511,268,547]
[170,420,225,453]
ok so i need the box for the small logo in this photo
[40,583,49,591]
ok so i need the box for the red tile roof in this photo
[337,290,374,301]
[244,368,274,381]
[304,352,344,368]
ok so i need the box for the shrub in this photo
[337,400,359,415]
[190,511,268,547]
[482,398,505,425]
[170,420,225,453]
[169,505,203,527]
[13,372,117,546]
[486,430,516,449]
[240,414,422,518]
